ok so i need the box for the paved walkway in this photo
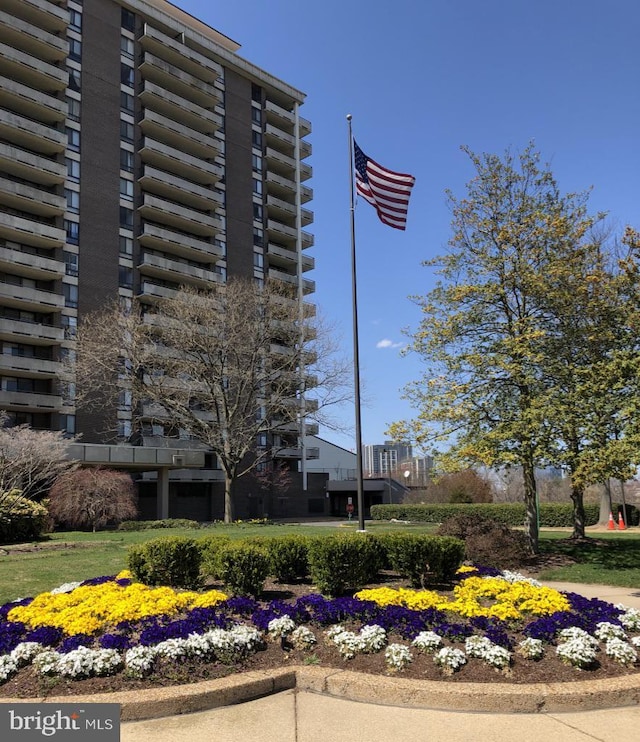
[121,581,640,742]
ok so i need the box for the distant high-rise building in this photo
[0,0,316,518]
[363,441,413,477]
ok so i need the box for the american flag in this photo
[353,140,415,231]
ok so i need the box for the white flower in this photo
[631,636,640,649]
[465,636,511,669]
[498,571,541,587]
[558,627,598,647]
[326,624,387,659]
[32,649,61,676]
[359,625,387,653]
[268,615,296,639]
[433,647,467,674]
[384,643,412,671]
[604,638,638,666]
[124,646,157,677]
[0,655,18,682]
[155,638,190,660]
[50,581,82,595]
[411,631,443,654]
[290,626,317,650]
[517,637,544,660]
[617,607,640,631]
[594,622,627,642]
[556,638,598,669]
[10,642,45,667]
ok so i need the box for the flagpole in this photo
[347,114,366,532]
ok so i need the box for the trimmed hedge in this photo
[370,503,600,527]
[198,534,232,580]
[0,491,49,544]
[119,518,200,531]
[127,536,202,589]
[217,542,270,597]
[264,534,311,583]
[375,533,465,588]
[307,534,384,596]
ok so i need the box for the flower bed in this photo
[0,566,639,696]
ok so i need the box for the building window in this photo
[252,130,262,149]
[253,202,263,222]
[66,158,80,181]
[121,8,135,32]
[118,266,133,289]
[69,9,82,32]
[65,220,79,245]
[120,63,134,88]
[251,106,262,124]
[253,251,264,269]
[120,235,133,255]
[251,83,262,103]
[252,178,262,196]
[252,153,262,173]
[61,315,77,339]
[65,188,80,213]
[120,91,134,113]
[117,420,132,439]
[120,177,134,201]
[66,97,81,122]
[63,251,79,277]
[120,120,134,142]
[120,207,133,229]
[69,38,82,62]
[120,148,134,173]
[66,127,80,151]
[63,283,78,308]
[121,35,134,58]
[61,414,76,435]
[68,68,81,92]
[253,227,263,247]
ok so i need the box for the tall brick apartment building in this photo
[0,0,325,520]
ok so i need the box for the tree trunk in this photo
[522,458,539,554]
[570,482,586,539]
[223,473,235,524]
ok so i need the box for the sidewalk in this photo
[121,581,640,742]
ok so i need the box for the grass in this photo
[1,521,639,604]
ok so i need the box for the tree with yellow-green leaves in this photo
[389,143,640,553]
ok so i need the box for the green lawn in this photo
[1,522,639,605]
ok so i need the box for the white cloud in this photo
[376,338,403,349]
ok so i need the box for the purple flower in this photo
[0,597,33,620]
[0,621,27,653]
[25,626,63,647]
[60,634,93,653]
[99,633,133,651]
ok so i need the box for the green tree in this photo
[389,143,603,554]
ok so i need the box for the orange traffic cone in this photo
[607,511,616,530]
[618,511,627,530]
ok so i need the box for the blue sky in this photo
[176,0,640,452]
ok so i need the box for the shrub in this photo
[198,534,233,580]
[437,514,532,569]
[307,534,384,596]
[378,533,465,587]
[218,542,270,597]
[265,535,311,582]
[119,518,200,531]
[127,536,202,589]
[0,490,49,544]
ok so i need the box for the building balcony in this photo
[267,267,315,296]
[138,252,222,288]
[0,245,64,279]
[300,207,313,227]
[265,123,295,154]
[0,10,67,62]
[265,170,312,203]
[138,193,220,237]
[3,0,68,34]
[140,108,219,160]
[0,141,65,186]
[0,281,63,312]
[139,24,222,85]
[139,52,218,108]
[0,354,60,378]
[264,100,311,137]
[139,80,221,136]
[138,280,179,304]
[272,419,318,436]
[0,389,61,411]
[266,194,296,221]
[139,221,224,263]
[139,165,219,212]
[267,242,314,272]
[274,445,320,461]
[0,42,68,93]
[140,137,223,185]
[266,218,296,245]
[0,317,63,345]
[0,176,65,217]
[265,146,296,176]
[0,75,66,124]
[0,211,65,249]
[0,107,67,156]
[301,230,314,249]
